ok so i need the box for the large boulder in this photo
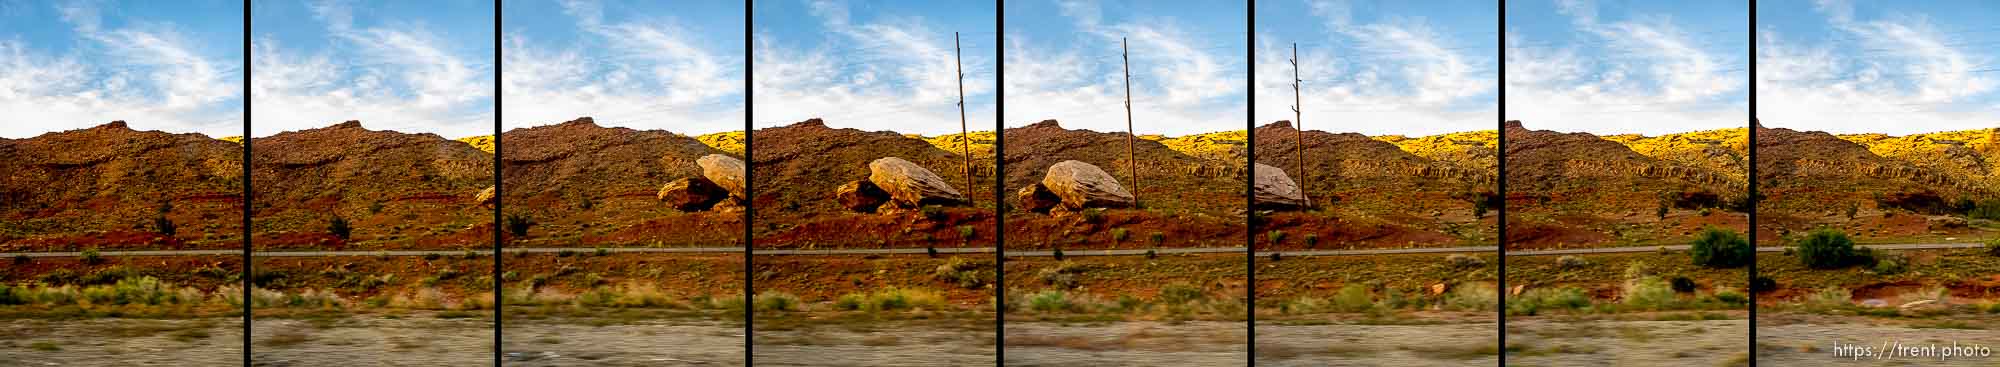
[697,154,747,200]
[868,157,968,207]
[1253,163,1310,210]
[835,179,891,212]
[658,177,729,211]
[1016,183,1061,213]
[1042,160,1134,210]
[475,186,496,208]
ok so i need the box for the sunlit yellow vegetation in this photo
[919,131,995,158]
[1839,129,2000,187]
[697,131,746,156]
[457,135,495,154]
[217,136,243,144]
[1149,130,1247,163]
[1379,130,1498,172]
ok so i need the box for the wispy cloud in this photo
[501,0,742,134]
[1005,0,1243,136]
[1756,0,1997,135]
[753,0,994,136]
[0,0,240,139]
[1255,0,1495,137]
[251,0,492,138]
[1506,0,1744,135]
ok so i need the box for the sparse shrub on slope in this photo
[1690,226,1751,268]
[505,213,535,237]
[328,216,351,240]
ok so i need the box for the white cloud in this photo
[1756,3,1997,135]
[1505,0,1744,135]
[1254,1,1495,137]
[251,0,493,138]
[1004,0,1243,136]
[754,0,995,136]
[502,0,742,134]
[0,1,241,139]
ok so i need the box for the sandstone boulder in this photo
[476,186,496,208]
[712,197,745,214]
[1016,183,1061,213]
[835,179,891,212]
[1041,160,1133,210]
[1253,163,1310,210]
[697,154,747,200]
[658,177,729,211]
[868,157,967,207]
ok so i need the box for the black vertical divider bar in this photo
[241,0,253,364]
[743,0,756,364]
[492,1,505,365]
[1245,1,1258,365]
[993,1,1006,365]
[1746,1,1758,365]
[1495,1,1508,365]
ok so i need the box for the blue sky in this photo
[1005,0,1245,136]
[503,0,742,135]
[0,0,243,139]
[1256,0,1494,136]
[753,0,995,136]
[251,0,494,138]
[1506,0,1748,135]
[1758,0,2000,135]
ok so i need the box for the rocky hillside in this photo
[752,118,990,222]
[0,121,242,250]
[250,121,492,249]
[1002,120,1243,217]
[1255,121,1494,201]
[1757,122,1982,215]
[500,117,723,211]
[498,117,740,247]
[1505,120,1741,208]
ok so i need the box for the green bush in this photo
[1796,228,1854,269]
[1157,283,1206,305]
[1669,277,1697,293]
[1149,232,1165,244]
[957,225,976,241]
[1713,288,1749,305]
[1266,230,1286,244]
[504,214,535,237]
[1303,233,1319,248]
[1028,290,1077,312]
[1331,284,1373,313]
[1080,208,1106,224]
[328,216,352,240]
[1871,251,1908,275]
[1622,277,1680,310]
[1985,238,2000,257]
[1690,226,1752,268]
[754,292,799,312]
[152,216,176,237]
[1508,287,1590,315]
[1444,285,1497,311]
[1969,199,2000,221]
[1110,228,1129,243]
[80,248,102,265]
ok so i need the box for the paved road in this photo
[2,243,1981,258]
